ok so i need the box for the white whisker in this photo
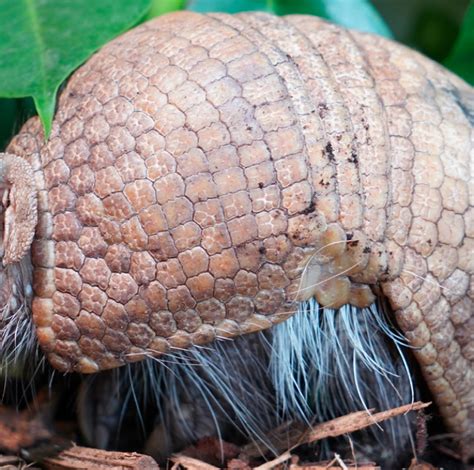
[401,269,450,293]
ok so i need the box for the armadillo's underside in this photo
[4,11,473,457]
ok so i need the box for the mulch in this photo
[0,397,458,469]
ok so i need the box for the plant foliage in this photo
[444,1,474,85]
[0,0,150,137]
[187,0,392,37]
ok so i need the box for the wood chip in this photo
[288,455,379,470]
[302,401,431,446]
[407,458,438,470]
[289,464,379,470]
[0,455,21,465]
[42,446,159,470]
[171,454,221,470]
[242,402,430,459]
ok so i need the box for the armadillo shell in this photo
[6,11,474,457]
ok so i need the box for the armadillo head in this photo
[0,153,37,373]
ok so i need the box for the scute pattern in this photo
[6,11,473,455]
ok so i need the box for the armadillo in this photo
[1,11,473,459]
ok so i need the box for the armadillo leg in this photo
[383,275,474,458]
[349,30,474,459]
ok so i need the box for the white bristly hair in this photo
[0,256,42,385]
[82,297,418,467]
[269,298,417,462]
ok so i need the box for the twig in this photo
[253,451,292,470]
[333,454,348,470]
[242,402,431,460]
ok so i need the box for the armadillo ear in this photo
[0,153,38,266]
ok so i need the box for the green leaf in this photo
[410,7,459,63]
[146,0,186,19]
[0,99,19,151]
[188,0,273,14]
[187,0,392,37]
[444,1,474,85]
[0,0,151,138]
